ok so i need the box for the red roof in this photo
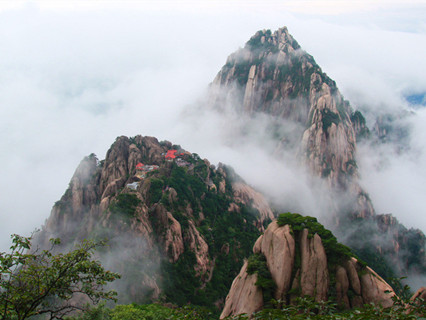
[165,150,177,159]
[136,163,144,169]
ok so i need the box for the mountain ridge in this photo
[32,26,425,313]
[36,135,274,306]
[207,26,425,281]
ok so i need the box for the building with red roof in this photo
[165,150,177,160]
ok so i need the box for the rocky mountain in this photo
[33,26,425,314]
[36,135,274,306]
[221,213,395,318]
[209,27,368,214]
[208,26,425,281]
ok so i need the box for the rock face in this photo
[253,223,295,300]
[232,182,275,228]
[209,27,367,201]
[208,26,425,281]
[411,287,426,303]
[220,261,264,317]
[221,220,396,319]
[37,135,274,305]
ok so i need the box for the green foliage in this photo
[223,294,425,319]
[0,234,120,320]
[345,159,358,176]
[68,303,217,320]
[68,302,112,320]
[339,216,424,292]
[352,245,400,289]
[350,110,370,140]
[233,60,252,86]
[148,178,165,204]
[246,30,277,53]
[109,193,141,217]
[351,110,366,126]
[197,205,261,306]
[247,253,276,304]
[148,163,260,308]
[277,213,355,266]
[161,250,201,306]
[166,165,207,208]
[321,109,340,133]
[70,291,426,320]
[109,305,147,320]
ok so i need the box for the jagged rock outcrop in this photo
[253,223,295,299]
[298,228,329,301]
[231,182,275,228]
[220,260,263,317]
[208,26,426,282]
[351,110,370,141]
[37,135,273,306]
[221,219,396,318]
[209,26,374,221]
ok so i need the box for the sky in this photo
[0,0,426,252]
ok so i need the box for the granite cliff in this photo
[37,135,274,305]
[209,27,368,216]
[208,26,425,281]
[32,26,425,313]
[221,214,396,318]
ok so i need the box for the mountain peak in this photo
[37,134,275,305]
[210,26,362,206]
[245,26,300,53]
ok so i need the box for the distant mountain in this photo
[209,27,373,219]
[208,27,425,281]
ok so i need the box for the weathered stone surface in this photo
[44,154,100,240]
[222,220,398,318]
[39,134,274,305]
[100,136,131,198]
[360,267,395,308]
[344,258,362,295]
[165,212,184,262]
[209,26,375,221]
[220,261,263,319]
[186,220,212,279]
[232,182,275,225]
[253,222,295,300]
[299,230,329,301]
[411,286,426,301]
[336,266,350,308]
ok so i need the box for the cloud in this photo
[357,108,426,232]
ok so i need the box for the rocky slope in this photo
[208,26,425,281]
[221,214,396,318]
[36,135,274,305]
[209,27,370,217]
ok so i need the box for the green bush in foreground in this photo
[68,293,425,320]
[68,303,216,320]
[0,234,120,320]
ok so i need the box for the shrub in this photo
[247,253,276,304]
[277,213,354,266]
[321,109,340,132]
[148,178,164,204]
[109,193,141,217]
